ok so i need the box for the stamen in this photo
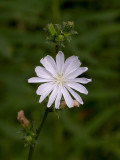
[54,73,67,86]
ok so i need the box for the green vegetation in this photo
[0,0,120,160]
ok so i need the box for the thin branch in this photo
[55,45,58,54]
[27,108,49,160]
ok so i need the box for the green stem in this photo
[28,145,34,160]
[27,108,49,160]
[35,108,49,140]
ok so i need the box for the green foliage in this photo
[0,0,120,160]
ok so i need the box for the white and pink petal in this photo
[74,78,92,84]
[40,56,57,76]
[55,87,62,109]
[35,66,53,79]
[36,82,54,95]
[67,82,88,95]
[67,67,88,79]
[61,87,74,108]
[56,51,64,74]
[47,86,58,108]
[66,86,83,104]
[28,77,52,83]
[39,85,54,103]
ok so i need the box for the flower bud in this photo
[61,100,80,107]
[17,110,29,128]
[68,21,74,28]
[57,35,64,42]
[63,21,74,33]
[26,136,32,142]
[73,100,80,107]
[47,23,57,37]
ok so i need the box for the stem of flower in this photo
[27,108,49,160]
[28,145,34,160]
[35,108,49,140]
[55,45,58,54]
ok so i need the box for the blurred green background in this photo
[0,0,120,160]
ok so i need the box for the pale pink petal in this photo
[63,56,79,73]
[47,86,58,107]
[36,82,54,95]
[66,86,83,104]
[39,85,54,103]
[67,67,88,79]
[40,56,57,76]
[56,51,64,74]
[64,59,81,75]
[35,66,53,79]
[67,82,88,95]
[61,87,74,108]
[74,78,92,84]
[55,87,62,109]
[28,77,52,83]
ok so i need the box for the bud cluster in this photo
[45,21,77,47]
[17,110,36,146]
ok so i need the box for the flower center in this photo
[54,73,67,86]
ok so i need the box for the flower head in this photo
[28,51,91,109]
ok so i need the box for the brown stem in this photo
[55,45,58,54]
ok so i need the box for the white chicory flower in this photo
[28,51,91,109]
